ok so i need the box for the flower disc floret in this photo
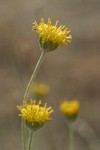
[60,99,79,117]
[17,100,53,126]
[31,82,50,97]
[32,18,72,51]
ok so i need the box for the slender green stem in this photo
[23,51,46,102]
[22,119,26,150]
[69,123,74,150]
[22,51,46,150]
[28,130,34,150]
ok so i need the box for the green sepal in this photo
[25,120,44,131]
[65,115,78,123]
[39,37,58,52]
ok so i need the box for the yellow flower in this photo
[31,82,50,97]
[60,99,79,117]
[32,18,72,51]
[17,100,53,130]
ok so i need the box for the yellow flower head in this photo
[31,82,50,97]
[60,99,79,117]
[17,100,53,130]
[32,18,72,52]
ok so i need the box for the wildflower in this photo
[60,99,79,121]
[17,100,53,130]
[32,18,72,52]
[31,82,50,98]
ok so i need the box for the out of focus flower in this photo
[60,99,79,119]
[32,18,72,52]
[31,82,50,98]
[17,100,53,130]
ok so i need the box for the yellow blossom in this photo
[17,100,53,129]
[60,99,79,117]
[31,82,50,97]
[32,18,72,51]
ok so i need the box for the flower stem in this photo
[22,119,26,150]
[22,51,46,150]
[69,123,74,150]
[28,130,34,150]
[23,51,46,102]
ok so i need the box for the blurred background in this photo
[0,0,100,149]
